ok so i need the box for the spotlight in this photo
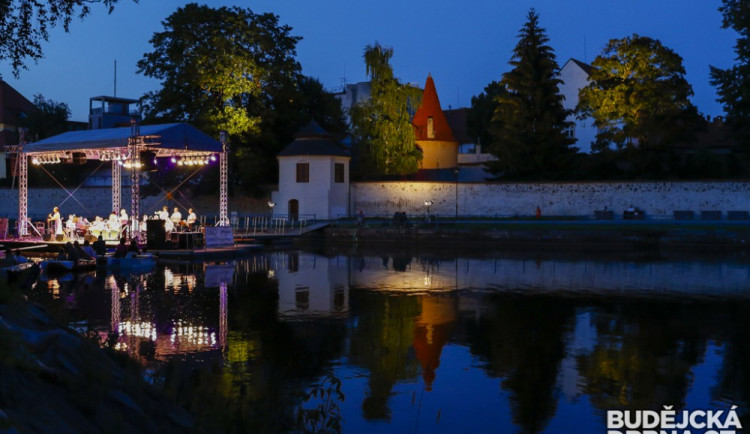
[210,154,217,162]
[31,157,39,165]
[170,156,177,164]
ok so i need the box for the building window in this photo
[334,163,344,183]
[427,116,435,139]
[296,163,309,183]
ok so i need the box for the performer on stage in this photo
[119,209,129,238]
[158,206,169,221]
[186,208,197,231]
[107,211,120,240]
[47,207,62,235]
[65,214,76,239]
[170,207,182,228]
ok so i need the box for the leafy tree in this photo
[21,94,70,141]
[578,34,701,176]
[138,4,345,192]
[710,0,750,153]
[138,3,299,138]
[0,0,132,76]
[350,43,422,178]
[485,9,576,179]
[467,81,506,153]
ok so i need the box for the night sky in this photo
[0,0,738,122]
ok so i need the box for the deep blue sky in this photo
[0,0,738,122]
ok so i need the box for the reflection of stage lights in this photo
[118,321,157,341]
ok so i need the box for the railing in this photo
[198,213,317,235]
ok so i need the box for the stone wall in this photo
[351,181,750,218]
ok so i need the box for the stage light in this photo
[171,156,177,163]
[210,154,217,162]
[32,157,39,165]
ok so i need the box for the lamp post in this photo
[454,168,459,218]
[267,201,276,215]
[424,200,433,222]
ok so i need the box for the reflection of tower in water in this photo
[412,295,459,391]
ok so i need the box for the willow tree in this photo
[578,35,700,175]
[350,43,422,178]
[485,9,576,179]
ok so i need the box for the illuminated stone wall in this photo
[351,181,750,218]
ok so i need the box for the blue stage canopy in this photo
[22,123,222,154]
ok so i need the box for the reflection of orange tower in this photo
[412,296,458,390]
[412,74,458,169]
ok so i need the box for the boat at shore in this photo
[104,253,157,272]
[40,258,97,274]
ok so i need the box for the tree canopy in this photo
[137,3,345,191]
[467,81,506,153]
[710,0,750,146]
[577,34,701,176]
[484,9,576,179]
[0,0,132,76]
[21,93,71,142]
[350,43,422,178]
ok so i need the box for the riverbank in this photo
[320,219,750,249]
[0,283,193,433]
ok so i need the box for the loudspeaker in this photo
[140,151,158,172]
[56,234,66,242]
[84,234,97,243]
[72,152,87,165]
[146,219,166,250]
[43,233,52,241]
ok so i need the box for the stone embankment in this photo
[322,221,750,249]
[0,291,193,433]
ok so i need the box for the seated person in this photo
[64,242,80,262]
[127,239,141,258]
[82,240,97,258]
[73,241,92,260]
[1,248,17,267]
[113,238,128,259]
[92,235,107,256]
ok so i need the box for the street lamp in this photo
[267,201,275,215]
[424,200,433,222]
[454,168,459,218]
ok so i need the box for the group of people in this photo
[46,205,199,241]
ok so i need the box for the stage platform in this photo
[0,237,261,261]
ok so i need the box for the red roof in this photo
[412,74,456,142]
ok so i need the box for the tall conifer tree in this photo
[350,44,422,178]
[710,0,750,152]
[485,9,575,179]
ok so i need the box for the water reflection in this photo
[24,249,750,432]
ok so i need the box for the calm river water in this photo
[26,247,750,433]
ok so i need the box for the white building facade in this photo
[272,123,350,220]
[558,58,598,154]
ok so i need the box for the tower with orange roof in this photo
[411,74,459,169]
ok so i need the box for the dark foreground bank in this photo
[0,284,193,433]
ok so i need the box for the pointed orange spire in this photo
[412,74,456,142]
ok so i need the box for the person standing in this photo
[47,207,62,235]
[186,208,197,231]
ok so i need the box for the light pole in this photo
[454,168,459,218]
[424,200,433,222]
[267,201,276,215]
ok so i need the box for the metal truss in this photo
[219,131,229,226]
